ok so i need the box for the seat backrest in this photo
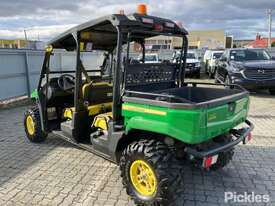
[82,82,113,105]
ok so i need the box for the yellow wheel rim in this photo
[26,116,35,135]
[130,160,157,197]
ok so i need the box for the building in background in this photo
[246,34,275,48]
[225,36,233,49]
[132,29,232,52]
[187,30,228,49]
[132,35,173,51]
[0,39,45,50]
[233,39,253,48]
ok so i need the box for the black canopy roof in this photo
[48,13,188,51]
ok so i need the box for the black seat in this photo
[82,82,113,105]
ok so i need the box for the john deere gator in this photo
[23,4,253,206]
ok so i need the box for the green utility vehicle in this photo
[24,5,253,206]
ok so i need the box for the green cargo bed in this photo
[122,83,249,144]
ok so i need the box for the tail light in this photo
[247,132,252,141]
[203,155,218,169]
[154,24,164,31]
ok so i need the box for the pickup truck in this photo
[172,50,201,78]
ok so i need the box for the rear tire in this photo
[119,139,184,206]
[210,135,234,171]
[269,89,275,95]
[24,106,47,143]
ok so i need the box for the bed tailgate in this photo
[206,97,249,138]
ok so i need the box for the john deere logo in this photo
[228,105,235,112]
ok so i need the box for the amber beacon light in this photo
[137,4,147,15]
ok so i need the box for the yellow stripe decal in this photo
[122,105,167,116]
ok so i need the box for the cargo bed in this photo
[123,82,249,109]
[122,82,250,144]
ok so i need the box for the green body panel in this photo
[122,97,249,144]
[31,89,38,100]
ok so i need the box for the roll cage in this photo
[38,12,188,133]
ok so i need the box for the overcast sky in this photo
[0,0,274,41]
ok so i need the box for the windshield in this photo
[145,55,157,62]
[174,52,196,60]
[186,53,196,59]
[213,52,222,59]
[230,49,271,61]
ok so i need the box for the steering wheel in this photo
[57,74,75,91]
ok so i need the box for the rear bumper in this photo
[230,73,275,89]
[184,119,254,158]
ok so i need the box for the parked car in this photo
[138,53,160,63]
[172,50,201,78]
[215,48,275,95]
[206,50,224,78]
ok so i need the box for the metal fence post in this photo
[24,50,31,97]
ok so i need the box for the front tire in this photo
[24,106,47,143]
[119,139,184,206]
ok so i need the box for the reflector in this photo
[203,156,213,168]
[247,132,252,141]
[154,24,164,31]
[203,154,218,168]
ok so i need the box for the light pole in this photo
[267,9,274,48]
[23,29,29,49]
[23,29,28,41]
